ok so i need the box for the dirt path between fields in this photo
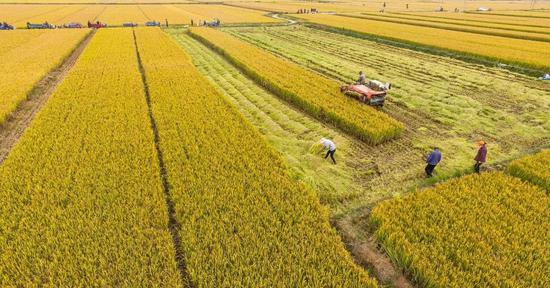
[0,30,96,165]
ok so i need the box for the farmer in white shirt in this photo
[320,138,337,164]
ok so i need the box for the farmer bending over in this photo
[320,138,337,164]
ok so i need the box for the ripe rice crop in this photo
[370,172,550,287]
[347,13,550,42]
[400,11,550,27]
[0,4,277,27]
[297,13,550,71]
[134,27,377,287]
[0,29,89,125]
[385,12,550,33]
[508,149,550,191]
[0,29,182,286]
[189,27,404,144]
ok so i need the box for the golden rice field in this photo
[0,4,278,28]
[297,13,550,70]
[371,172,550,287]
[508,149,550,191]
[343,12,550,42]
[227,0,550,13]
[133,27,377,286]
[400,11,550,27]
[372,12,550,34]
[0,28,182,286]
[0,1,549,286]
[0,29,88,124]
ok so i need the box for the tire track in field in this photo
[132,30,193,288]
[0,29,96,165]
[171,31,412,288]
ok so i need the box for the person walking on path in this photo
[425,147,441,177]
[474,141,487,173]
[320,138,337,164]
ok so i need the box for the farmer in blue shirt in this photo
[425,147,442,177]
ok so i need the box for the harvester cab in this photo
[340,80,391,107]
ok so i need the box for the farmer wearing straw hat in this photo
[474,141,487,173]
[320,138,337,164]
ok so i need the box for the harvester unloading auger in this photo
[340,80,391,107]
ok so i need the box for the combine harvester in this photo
[0,22,15,30]
[88,21,107,28]
[340,80,391,107]
[27,22,55,29]
[206,18,221,27]
[145,21,161,27]
[63,22,83,28]
[123,22,138,27]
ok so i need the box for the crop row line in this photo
[132,29,193,288]
[340,13,550,43]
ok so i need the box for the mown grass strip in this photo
[370,172,550,287]
[189,27,404,144]
[0,29,182,286]
[133,27,378,287]
[507,149,550,192]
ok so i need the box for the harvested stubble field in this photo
[224,25,550,186]
[295,13,550,71]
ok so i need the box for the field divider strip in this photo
[132,29,193,288]
[0,29,95,165]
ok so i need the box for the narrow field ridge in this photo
[132,29,193,288]
[0,29,95,165]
